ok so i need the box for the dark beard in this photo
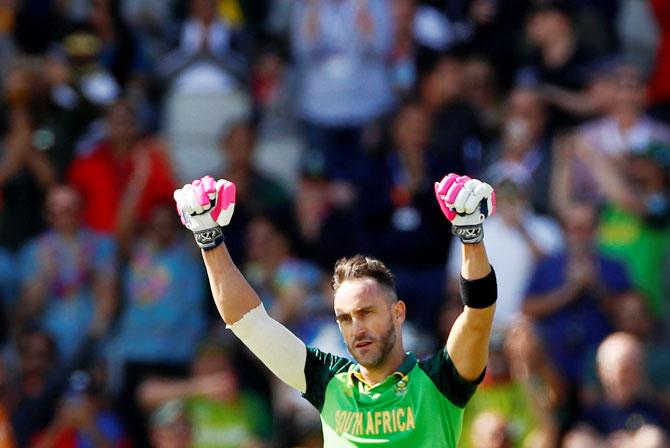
[349,318,397,369]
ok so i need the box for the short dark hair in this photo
[332,255,397,299]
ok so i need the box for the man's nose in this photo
[351,319,367,337]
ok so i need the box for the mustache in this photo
[352,335,374,345]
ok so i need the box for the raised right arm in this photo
[202,243,261,324]
[174,177,307,392]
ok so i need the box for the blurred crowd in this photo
[0,0,668,447]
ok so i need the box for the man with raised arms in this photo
[173,173,497,446]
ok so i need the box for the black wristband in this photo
[194,227,225,251]
[460,267,497,309]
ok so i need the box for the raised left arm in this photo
[446,242,495,381]
[434,174,497,381]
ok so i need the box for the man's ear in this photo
[394,300,406,324]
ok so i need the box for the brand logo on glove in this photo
[197,230,218,243]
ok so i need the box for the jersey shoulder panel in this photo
[418,348,484,408]
[303,347,353,412]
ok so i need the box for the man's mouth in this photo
[355,341,373,349]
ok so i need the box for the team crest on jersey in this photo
[394,380,407,396]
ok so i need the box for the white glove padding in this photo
[174,176,236,249]
[434,173,496,243]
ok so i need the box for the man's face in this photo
[221,125,255,168]
[151,417,192,448]
[106,101,138,146]
[504,89,546,152]
[562,204,597,252]
[393,105,430,154]
[527,10,570,47]
[47,186,82,234]
[598,343,643,406]
[192,0,217,23]
[334,279,404,368]
[471,412,510,448]
[19,333,54,379]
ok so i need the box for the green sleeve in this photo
[418,348,484,408]
[302,347,353,412]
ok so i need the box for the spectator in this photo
[503,317,564,446]
[389,0,419,99]
[68,99,176,246]
[148,400,193,448]
[31,369,128,448]
[417,51,485,177]
[111,202,206,367]
[293,154,363,271]
[461,321,562,448]
[583,57,621,118]
[0,66,57,251]
[522,202,632,386]
[57,22,121,108]
[554,138,670,316]
[7,328,59,447]
[484,86,553,214]
[33,34,114,177]
[576,333,668,437]
[160,0,253,182]
[469,411,511,448]
[17,186,117,358]
[139,341,272,448]
[88,0,152,89]
[558,62,670,214]
[110,203,206,446]
[578,62,670,161]
[561,425,607,448]
[448,173,563,330]
[462,56,503,138]
[7,309,112,447]
[250,41,292,115]
[462,0,528,88]
[247,43,305,198]
[357,102,450,330]
[418,0,528,87]
[581,291,670,416]
[521,0,599,128]
[622,425,670,448]
[292,0,395,181]
[213,119,291,262]
[243,213,324,332]
[159,0,249,86]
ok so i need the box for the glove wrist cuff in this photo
[452,223,484,244]
[194,227,225,250]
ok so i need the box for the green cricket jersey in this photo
[302,347,483,447]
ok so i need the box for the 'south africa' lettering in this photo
[334,407,416,436]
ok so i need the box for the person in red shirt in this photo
[68,99,176,251]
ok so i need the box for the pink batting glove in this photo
[434,173,496,243]
[174,176,236,249]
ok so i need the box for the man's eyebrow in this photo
[336,306,375,318]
